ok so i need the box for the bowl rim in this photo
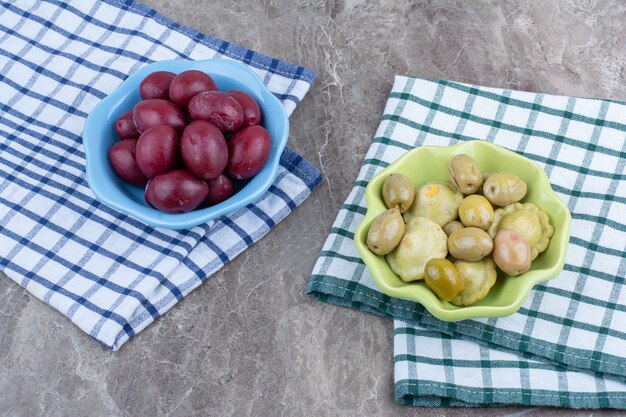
[83,58,289,230]
[354,140,572,321]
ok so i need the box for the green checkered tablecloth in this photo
[307,76,626,408]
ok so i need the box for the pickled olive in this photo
[382,173,415,213]
[424,258,464,301]
[450,257,497,306]
[483,172,527,206]
[458,194,495,230]
[492,229,532,276]
[482,172,495,182]
[447,227,493,262]
[367,208,405,256]
[446,254,458,264]
[448,154,483,194]
[443,220,464,237]
[474,172,494,196]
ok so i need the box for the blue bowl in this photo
[83,59,289,230]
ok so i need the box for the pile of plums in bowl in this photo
[109,70,269,214]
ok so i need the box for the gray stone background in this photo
[1,1,625,416]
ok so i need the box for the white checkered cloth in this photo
[394,319,626,407]
[308,76,626,407]
[0,0,320,350]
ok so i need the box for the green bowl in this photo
[354,141,572,321]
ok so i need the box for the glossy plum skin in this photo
[227,90,262,128]
[188,91,244,133]
[115,111,139,139]
[168,70,217,109]
[136,125,180,179]
[108,69,274,216]
[132,99,186,133]
[226,125,271,180]
[204,174,234,206]
[108,139,148,186]
[139,71,176,100]
[180,120,228,180]
[145,170,208,214]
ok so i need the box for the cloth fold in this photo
[307,75,626,408]
[0,0,321,350]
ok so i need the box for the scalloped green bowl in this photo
[354,141,572,321]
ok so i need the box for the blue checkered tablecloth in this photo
[0,0,321,350]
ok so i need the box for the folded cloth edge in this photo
[394,379,626,409]
[107,146,322,350]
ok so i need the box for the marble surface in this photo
[1,1,625,416]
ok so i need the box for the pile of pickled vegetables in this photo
[366,153,554,305]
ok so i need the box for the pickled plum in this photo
[180,121,228,180]
[109,139,148,186]
[204,174,234,206]
[115,111,139,139]
[110,69,272,215]
[188,91,244,133]
[145,170,208,214]
[139,71,176,100]
[168,70,217,109]
[227,90,262,127]
[132,99,186,133]
[136,125,180,179]
[226,125,271,180]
